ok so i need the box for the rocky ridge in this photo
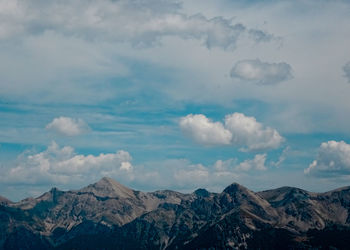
[1,177,350,249]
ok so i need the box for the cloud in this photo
[150,154,268,190]
[0,141,275,198]
[230,59,293,85]
[270,146,290,167]
[343,62,350,83]
[224,113,284,151]
[46,116,90,136]
[248,29,275,43]
[215,154,267,172]
[174,163,210,186]
[235,154,267,171]
[180,113,283,151]
[179,114,232,146]
[0,0,272,50]
[305,140,350,177]
[0,141,134,186]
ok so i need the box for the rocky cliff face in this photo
[1,178,350,249]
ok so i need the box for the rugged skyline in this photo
[1,0,350,201]
[1,177,350,249]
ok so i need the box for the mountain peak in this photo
[79,177,135,199]
[0,195,12,205]
[194,188,210,197]
[222,182,248,194]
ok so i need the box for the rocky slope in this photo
[1,178,350,249]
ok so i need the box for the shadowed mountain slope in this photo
[1,178,350,249]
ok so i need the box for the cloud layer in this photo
[230,59,293,85]
[46,117,90,136]
[180,113,284,151]
[305,140,350,177]
[0,0,271,50]
[0,141,134,186]
[0,141,271,198]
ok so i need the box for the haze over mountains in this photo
[1,177,350,249]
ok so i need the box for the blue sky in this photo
[1,0,350,201]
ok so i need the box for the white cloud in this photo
[343,61,350,83]
[174,163,209,187]
[152,154,268,190]
[305,140,350,177]
[235,154,267,171]
[0,0,270,50]
[224,113,284,151]
[180,113,283,151]
[46,116,90,136]
[179,114,232,146]
[214,154,267,172]
[270,146,290,167]
[0,141,276,198]
[1,141,134,186]
[230,59,293,85]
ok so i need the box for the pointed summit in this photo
[222,182,248,194]
[0,195,12,205]
[80,177,135,199]
[194,188,210,197]
[221,182,277,218]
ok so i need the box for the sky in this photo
[1,0,350,201]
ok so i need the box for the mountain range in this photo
[1,177,350,249]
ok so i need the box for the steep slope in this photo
[58,183,282,249]
[259,186,350,232]
[0,197,11,206]
[1,178,350,249]
[0,178,191,248]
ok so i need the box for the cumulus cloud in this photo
[235,154,267,171]
[1,141,134,185]
[0,142,275,198]
[343,62,350,83]
[179,114,232,146]
[230,59,293,85]
[180,113,283,151]
[0,0,272,50]
[224,113,284,151]
[215,154,267,172]
[46,116,90,136]
[305,140,350,177]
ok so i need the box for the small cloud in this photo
[343,61,350,83]
[215,154,267,172]
[224,113,284,151]
[230,59,293,85]
[180,113,283,151]
[236,154,267,171]
[179,114,232,146]
[46,116,90,136]
[174,164,210,187]
[270,146,290,167]
[248,29,275,43]
[305,140,350,177]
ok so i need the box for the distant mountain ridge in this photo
[1,177,350,249]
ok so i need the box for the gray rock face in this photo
[1,178,350,249]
